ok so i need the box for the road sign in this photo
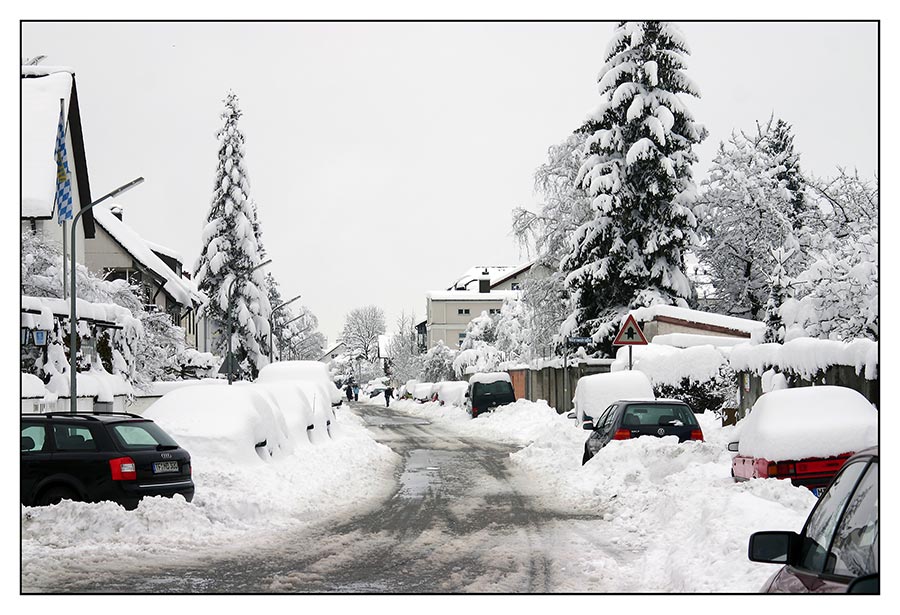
[612,314,648,346]
[567,336,593,345]
[218,353,238,375]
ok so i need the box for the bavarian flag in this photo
[53,103,73,224]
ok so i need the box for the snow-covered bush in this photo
[420,341,459,382]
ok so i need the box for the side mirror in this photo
[566,411,576,420]
[727,441,739,452]
[846,573,879,594]
[748,531,799,565]
[582,419,595,431]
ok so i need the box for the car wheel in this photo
[37,485,79,506]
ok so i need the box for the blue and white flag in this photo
[53,103,73,224]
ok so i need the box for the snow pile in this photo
[140,378,224,397]
[610,343,728,386]
[573,370,654,422]
[436,381,468,406]
[737,386,878,461]
[469,372,511,385]
[257,360,342,406]
[729,337,878,380]
[22,373,48,398]
[22,384,400,589]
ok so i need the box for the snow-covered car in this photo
[728,386,878,495]
[257,361,343,407]
[465,373,515,418]
[436,381,468,406]
[572,370,655,424]
[748,446,878,593]
[412,382,436,403]
[581,399,703,464]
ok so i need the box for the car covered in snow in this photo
[21,412,194,509]
[748,446,878,593]
[412,382,436,403]
[581,399,703,464]
[464,372,516,418]
[257,360,343,407]
[572,370,655,424]
[728,386,878,496]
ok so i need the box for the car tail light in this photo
[690,429,704,441]
[109,457,137,481]
[766,461,796,477]
[613,429,631,440]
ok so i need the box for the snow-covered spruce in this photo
[193,91,272,380]
[562,21,707,354]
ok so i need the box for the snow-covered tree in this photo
[453,311,502,376]
[340,305,386,363]
[193,91,272,380]
[781,170,878,341]
[494,297,530,362]
[387,311,423,384]
[421,341,459,382]
[694,118,809,320]
[562,21,707,355]
[763,246,795,343]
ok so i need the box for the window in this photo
[511,282,521,291]
[489,308,500,315]
[829,462,878,577]
[110,422,179,451]
[53,424,98,451]
[458,308,470,315]
[621,404,698,427]
[21,424,46,452]
[798,460,868,573]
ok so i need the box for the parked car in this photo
[748,447,878,593]
[728,386,878,496]
[21,412,194,510]
[581,399,703,465]
[465,373,516,418]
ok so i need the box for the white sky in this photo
[19,20,877,345]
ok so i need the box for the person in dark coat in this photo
[384,384,394,407]
[345,383,353,402]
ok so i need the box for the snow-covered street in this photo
[22,397,820,593]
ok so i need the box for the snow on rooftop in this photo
[22,71,73,218]
[651,332,748,348]
[629,305,765,341]
[426,289,521,301]
[144,238,184,264]
[737,386,878,461]
[92,203,194,307]
[22,294,139,326]
[21,65,75,77]
[729,337,878,380]
[448,262,533,291]
[468,372,512,385]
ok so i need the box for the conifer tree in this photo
[562,21,707,355]
[193,91,272,379]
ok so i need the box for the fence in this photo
[508,360,614,414]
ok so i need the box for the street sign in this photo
[612,314,648,346]
[567,336,593,345]
[218,353,237,375]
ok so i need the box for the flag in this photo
[53,103,73,224]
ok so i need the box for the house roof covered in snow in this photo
[426,290,521,302]
[91,203,202,308]
[629,305,766,341]
[447,261,533,291]
[21,67,95,237]
[318,341,346,362]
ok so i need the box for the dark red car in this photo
[730,444,854,496]
[747,447,878,593]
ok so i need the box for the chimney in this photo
[479,267,490,293]
[110,205,123,221]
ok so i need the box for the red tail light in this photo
[109,457,137,481]
[613,429,631,440]
[767,461,796,477]
[690,429,704,441]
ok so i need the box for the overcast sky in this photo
[20,21,877,345]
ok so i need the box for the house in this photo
[319,341,347,363]
[424,262,533,349]
[21,65,96,262]
[85,203,205,347]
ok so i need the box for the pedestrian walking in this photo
[353,384,360,401]
[345,383,353,402]
[384,384,394,407]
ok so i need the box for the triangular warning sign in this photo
[612,314,648,346]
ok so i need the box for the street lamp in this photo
[225,258,272,384]
[69,177,144,414]
[268,294,302,362]
[278,313,308,360]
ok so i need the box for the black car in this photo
[21,412,194,510]
[465,377,516,418]
[581,399,704,464]
[748,446,878,593]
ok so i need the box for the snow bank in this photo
[141,378,224,397]
[737,386,878,461]
[729,337,878,380]
[611,343,728,386]
[22,373,48,398]
[573,370,654,422]
[469,372,511,385]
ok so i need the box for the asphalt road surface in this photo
[49,402,626,593]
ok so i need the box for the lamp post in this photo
[268,294,302,362]
[278,313,308,361]
[69,177,144,414]
[225,258,272,384]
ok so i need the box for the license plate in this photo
[153,461,179,474]
[811,487,824,498]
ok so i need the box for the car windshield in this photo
[622,404,697,427]
[110,421,179,450]
[473,381,514,397]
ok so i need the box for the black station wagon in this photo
[21,412,194,510]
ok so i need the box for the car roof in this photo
[617,399,688,405]
[848,446,879,462]
[21,413,149,424]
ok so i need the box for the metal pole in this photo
[268,294,302,362]
[564,340,569,415]
[629,345,633,370]
[69,177,144,413]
